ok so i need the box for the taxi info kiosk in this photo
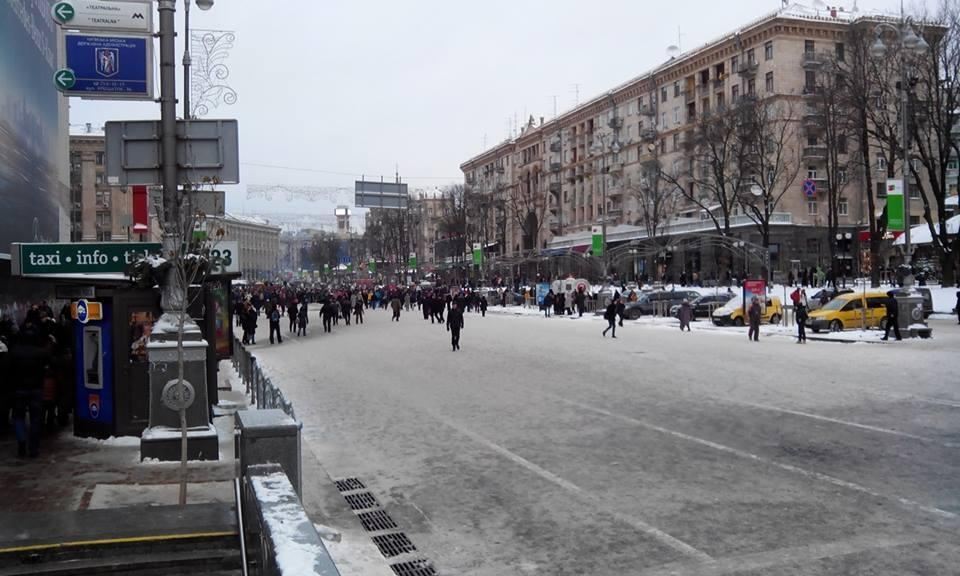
[12,243,162,438]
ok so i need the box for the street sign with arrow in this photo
[54,68,77,90]
[50,0,153,34]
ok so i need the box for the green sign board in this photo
[408,254,417,269]
[591,226,604,257]
[368,261,376,273]
[886,179,904,232]
[13,242,162,276]
[472,243,483,266]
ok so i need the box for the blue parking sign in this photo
[62,33,153,99]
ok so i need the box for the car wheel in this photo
[734,317,744,327]
[770,314,781,325]
[829,319,843,332]
[812,327,821,333]
[627,311,640,320]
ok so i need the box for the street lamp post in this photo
[870,3,929,269]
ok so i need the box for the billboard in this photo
[355,180,408,209]
[0,1,68,255]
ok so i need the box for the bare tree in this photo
[738,97,803,250]
[509,171,549,253]
[906,1,960,286]
[808,58,854,273]
[661,101,751,237]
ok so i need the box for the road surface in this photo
[249,305,960,575]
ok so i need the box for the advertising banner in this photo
[591,226,603,257]
[886,179,904,231]
[472,242,482,266]
[536,283,550,306]
[742,279,767,315]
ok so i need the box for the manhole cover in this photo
[372,532,417,558]
[344,491,380,511]
[335,477,366,492]
[357,509,399,532]
[390,559,437,576]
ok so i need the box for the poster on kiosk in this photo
[742,279,767,316]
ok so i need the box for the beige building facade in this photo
[211,214,281,280]
[461,3,929,280]
[69,132,134,242]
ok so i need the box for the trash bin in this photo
[237,409,302,497]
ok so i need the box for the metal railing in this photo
[232,338,297,421]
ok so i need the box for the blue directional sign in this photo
[62,33,153,99]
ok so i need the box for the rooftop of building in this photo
[69,123,105,138]
[460,1,896,170]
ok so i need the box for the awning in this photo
[571,244,590,254]
[858,229,903,242]
[540,247,570,257]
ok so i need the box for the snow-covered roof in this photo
[893,215,960,245]
[947,195,958,207]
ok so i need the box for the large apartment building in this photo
[460,2,926,280]
[69,128,134,242]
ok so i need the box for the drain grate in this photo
[372,532,417,558]
[335,477,366,492]
[357,509,399,532]
[343,491,380,511]
[390,559,437,576]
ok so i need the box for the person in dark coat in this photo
[747,297,761,342]
[354,299,364,325]
[268,304,283,344]
[881,292,902,341]
[391,296,402,321]
[602,298,619,338]
[543,290,554,318]
[433,294,445,324]
[575,288,586,318]
[955,291,960,325]
[479,295,487,317]
[297,303,309,336]
[287,301,298,333]
[10,328,51,458]
[616,293,626,327]
[678,299,692,332]
[320,299,335,333]
[795,302,808,343]
[243,302,258,345]
[446,301,464,351]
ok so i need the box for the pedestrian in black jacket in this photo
[447,302,464,351]
[479,296,487,317]
[10,328,51,458]
[881,292,902,341]
[268,305,283,344]
[602,299,619,338]
[320,300,335,333]
[795,302,808,344]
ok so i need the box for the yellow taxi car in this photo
[806,291,890,332]
[711,296,783,326]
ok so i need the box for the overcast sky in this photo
[70,0,920,217]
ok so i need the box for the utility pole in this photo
[158,1,181,312]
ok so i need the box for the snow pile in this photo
[72,435,141,447]
[146,255,167,268]
[250,471,338,575]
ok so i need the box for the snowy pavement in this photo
[248,305,960,575]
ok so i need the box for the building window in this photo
[672,133,679,151]
[716,92,725,109]
[660,138,666,154]
[764,41,774,61]
[731,55,739,73]
[876,182,887,198]
[910,186,920,199]
[765,71,774,93]
[747,48,756,65]
[674,107,680,126]
[835,42,845,61]
[747,78,756,96]
[95,151,104,165]
[877,154,887,172]
[910,215,921,226]
[807,166,818,179]
[805,39,815,54]
[807,201,818,215]
[808,135,819,146]
[838,134,847,154]
[731,85,739,103]
[838,168,847,184]
[661,87,668,102]
[805,71,816,92]
[838,197,849,216]
[673,81,680,98]
[95,174,103,185]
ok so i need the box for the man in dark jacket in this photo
[447,301,464,351]
[881,292,902,341]
[575,288,587,318]
[287,301,298,333]
[10,328,51,458]
[479,296,487,317]
[747,297,761,342]
[602,299,618,338]
[390,296,402,321]
[795,302,808,344]
[268,304,283,344]
[321,299,335,333]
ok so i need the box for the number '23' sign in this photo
[209,241,239,274]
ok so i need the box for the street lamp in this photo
[869,4,929,269]
[590,134,621,274]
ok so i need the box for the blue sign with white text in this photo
[64,34,151,97]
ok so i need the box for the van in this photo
[806,291,890,332]
[712,297,783,326]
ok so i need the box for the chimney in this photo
[85,122,92,134]
[540,116,544,126]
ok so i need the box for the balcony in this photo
[696,84,711,97]
[550,161,561,172]
[738,61,758,77]
[549,141,562,153]
[802,85,824,97]
[639,105,656,116]
[803,145,828,160]
[684,88,695,103]
[640,128,657,142]
[802,109,824,129]
[608,162,624,175]
[608,116,624,130]
[802,51,824,68]
[713,77,725,90]
[548,181,562,194]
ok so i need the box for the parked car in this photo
[806,287,854,311]
[807,291,890,332]
[623,290,701,319]
[712,296,784,326]
[669,293,736,319]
